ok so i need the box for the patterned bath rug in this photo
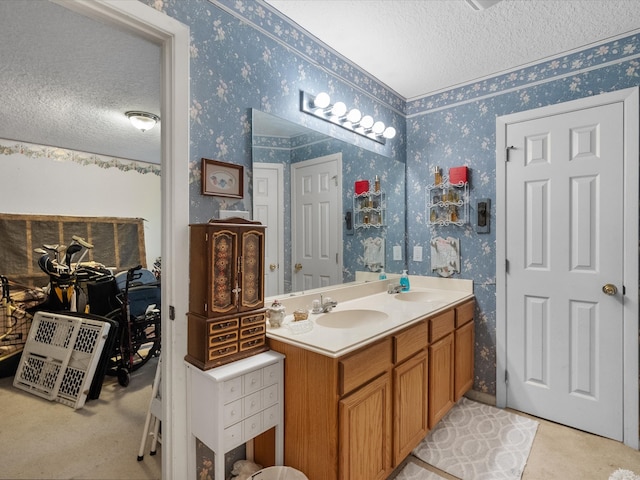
[610,469,640,480]
[393,461,449,480]
[413,397,538,480]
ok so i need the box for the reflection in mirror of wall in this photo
[251,109,406,296]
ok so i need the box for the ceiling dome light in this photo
[383,126,397,139]
[126,111,160,132]
[313,92,331,109]
[372,121,385,135]
[346,108,362,124]
[360,115,374,130]
[331,101,347,117]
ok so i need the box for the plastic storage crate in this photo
[13,311,111,409]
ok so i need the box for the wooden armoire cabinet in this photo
[186,218,268,370]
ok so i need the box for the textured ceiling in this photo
[265,0,640,99]
[0,0,161,163]
[1,0,640,163]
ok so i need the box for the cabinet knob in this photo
[269,263,277,271]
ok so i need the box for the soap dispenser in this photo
[400,270,410,292]
[378,268,387,280]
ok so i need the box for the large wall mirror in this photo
[252,109,405,296]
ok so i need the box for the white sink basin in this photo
[394,291,443,303]
[315,309,389,329]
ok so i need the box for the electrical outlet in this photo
[413,245,423,262]
[393,245,402,261]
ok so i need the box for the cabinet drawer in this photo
[240,334,266,352]
[263,383,278,407]
[455,299,475,328]
[394,320,428,364]
[224,422,243,450]
[263,403,279,429]
[240,323,265,339]
[224,399,243,427]
[208,341,238,362]
[223,376,243,402]
[208,330,238,347]
[339,337,392,396]
[263,362,281,386]
[244,390,263,417]
[209,317,240,335]
[244,412,264,440]
[244,368,263,394]
[241,312,266,327]
[429,310,455,343]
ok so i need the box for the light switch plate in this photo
[413,245,423,262]
[477,198,491,233]
[393,245,402,261]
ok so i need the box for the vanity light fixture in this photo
[125,111,160,132]
[300,90,396,144]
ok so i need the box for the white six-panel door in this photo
[497,88,639,449]
[505,102,624,440]
[253,163,284,297]
[291,154,342,292]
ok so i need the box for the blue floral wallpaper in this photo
[140,0,640,397]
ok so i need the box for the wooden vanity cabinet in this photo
[454,299,475,400]
[263,298,475,480]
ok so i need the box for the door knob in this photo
[602,283,617,296]
[294,263,302,272]
[269,263,277,271]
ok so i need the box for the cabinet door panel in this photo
[339,373,392,480]
[428,333,454,428]
[393,351,428,465]
[240,229,265,311]
[455,320,475,400]
[209,229,239,315]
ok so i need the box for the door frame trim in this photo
[495,87,639,449]
[53,0,192,476]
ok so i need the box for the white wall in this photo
[0,138,161,267]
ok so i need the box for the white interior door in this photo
[253,163,284,297]
[291,153,342,291]
[500,96,633,442]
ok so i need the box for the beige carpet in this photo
[412,397,538,480]
[0,357,161,480]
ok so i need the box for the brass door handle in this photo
[294,263,303,272]
[269,263,277,271]
[602,284,617,296]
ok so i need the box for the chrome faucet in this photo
[319,294,338,312]
[387,283,403,294]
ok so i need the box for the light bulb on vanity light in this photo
[360,115,374,130]
[383,126,397,139]
[346,108,362,124]
[313,92,331,109]
[372,121,385,135]
[331,101,347,117]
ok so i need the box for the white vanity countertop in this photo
[265,276,474,358]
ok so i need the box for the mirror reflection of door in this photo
[291,153,343,291]
[253,163,284,296]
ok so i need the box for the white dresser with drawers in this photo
[186,351,285,479]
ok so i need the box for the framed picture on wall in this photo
[201,158,244,198]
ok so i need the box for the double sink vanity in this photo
[255,275,475,480]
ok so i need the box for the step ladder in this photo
[137,355,161,461]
